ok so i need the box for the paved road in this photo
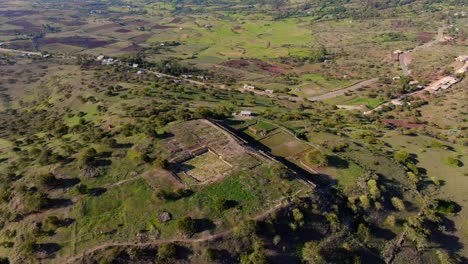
[307,78,379,101]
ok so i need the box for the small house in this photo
[265,89,274,94]
[240,110,252,117]
[96,55,105,61]
[455,55,468,63]
[243,84,255,91]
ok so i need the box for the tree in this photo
[43,216,61,231]
[407,171,419,189]
[154,157,169,169]
[240,239,268,264]
[359,195,371,210]
[76,184,89,194]
[234,220,257,239]
[269,163,288,179]
[393,150,409,163]
[306,149,329,167]
[356,224,370,243]
[36,173,58,189]
[80,148,97,167]
[157,243,177,261]
[0,257,9,264]
[367,179,381,200]
[302,241,325,264]
[176,216,196,236]
[436,250,454,264]
[391,197,406,211]
[215,198,231,212]
[292,208,304,223]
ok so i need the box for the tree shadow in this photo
[88,187,107,197]
[371,225,396,240]
[430,230,464,253]
[55,178,80,189]
[327,155,349,169]
[46,198,73,209]
[37,243,62,258]
[174,244,192,260]
[194,218,216,233]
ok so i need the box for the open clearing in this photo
[181,150,232,183]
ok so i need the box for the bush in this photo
[393,150,409,163]
[436,199,460,215]
[356,224,370,243]
[157,243,177,261]
[306,149,328,167]
[36,173,58,188]
[391,197,405,211]
[445,157,462,167]
[176,216,196,236]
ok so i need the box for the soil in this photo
[39,36,114,49]
[0,10,39,17]
[416,32,435,42]
[381,119,425,129]
[120,44,144,52]
[152,24,176,30]
[115,28,132,33]
[130,34,152,43]
[170,17,183,24]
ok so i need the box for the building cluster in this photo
[427,76,459,93]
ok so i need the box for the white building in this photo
[243,84,255,91]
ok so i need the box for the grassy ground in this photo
[382,132,468,256]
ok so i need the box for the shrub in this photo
[176,217,196,236]
[157,243,177,261]
[393,150,409,163]
[306,149,328,167]
[436,199,460,215]
[445,157,462,167]
[356,224,370,243]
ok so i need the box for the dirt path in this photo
[62,198,292,264]
[398,25,450,76]
[307,78,379,101]
[399,52,411,76]
[0,47,41,56]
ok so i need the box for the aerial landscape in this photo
[0,0,466,263]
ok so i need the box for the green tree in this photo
[367,179,381,200]
[391,197,406,211]
[36,173,58,189]
[356,224,370,243]
[240,240,268,264]
[359,195,371,210]
[306,149,329,167]
[302,241,325,264]
[393,150,410,163]
[157,243,177,261]
[176,216,196,236]
[292,208,304,222]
